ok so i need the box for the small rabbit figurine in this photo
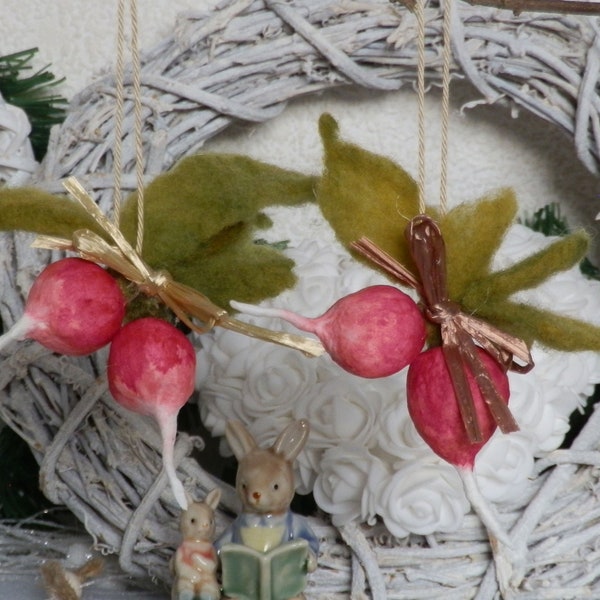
[172,487,222,600]
[216,420,319,600]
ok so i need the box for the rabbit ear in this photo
[225,420,258,460]
[205,487,221,511]
[184,491,194,508]
[272,420,309,462]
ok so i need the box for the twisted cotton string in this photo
[113,0,145,254]
[130,0,145,255]
[415,0,427,214]
[414,0,453,215]
[112,0,126,226]
[439,0,453,213]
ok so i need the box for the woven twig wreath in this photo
[1,0,600,597]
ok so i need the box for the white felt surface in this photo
[2,1,600,598]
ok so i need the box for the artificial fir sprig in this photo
[0,48,67,160]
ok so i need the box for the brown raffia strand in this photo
[465,0,600,15]
[4,2,600,597]
[395,0,600,13]
[352,216,533,442]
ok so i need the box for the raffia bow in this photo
[352,214,534,444]
[32,177,325,358]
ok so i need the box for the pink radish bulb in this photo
[231,285,426,378]
[107,317,196,510]
[406,346,510,469]
[0,257,125,356]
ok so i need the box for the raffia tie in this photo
[32,177,325,358]
[352,214,534,444]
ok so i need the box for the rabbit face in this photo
[237,449,295,515]
[180,502,216,541]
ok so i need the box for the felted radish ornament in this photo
[407,344,518,590]
[407,345,510,468]
[231,285,426,378]
[353,216,534,595]
[0,257,125,356]
[107,317,196,510]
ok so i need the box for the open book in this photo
[220,539,309,600]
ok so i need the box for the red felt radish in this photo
[231,285,426,378]
[0,257,125,356]
[406,345,510,469]
[407,343,515,579]
[107,317,196,510]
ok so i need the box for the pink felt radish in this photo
[107,317,196,510]
[0,257,125,356]
[406,345,510,469]
[407,344,515,588]
[231,285,426,378]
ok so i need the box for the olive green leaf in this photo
[0,153,317,309]
[170,224,297,310]
[473,299,600,352]
[119,153,317,250]
[0,187,100,238]
[117,153,317,303]
[314,114,599,353]
[438,189,517,300]
[316,113,420,270]
[461,230,589,310]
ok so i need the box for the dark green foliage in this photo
[0,48,67,161]
[520,203,570,237]
[0,427,51,519]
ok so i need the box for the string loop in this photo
[414,0,454,214]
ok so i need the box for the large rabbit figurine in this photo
[216,420,319,600]
[172,488,222,600]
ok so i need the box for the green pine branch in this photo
[0,48,67,161]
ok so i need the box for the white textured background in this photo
[1,1,600,598]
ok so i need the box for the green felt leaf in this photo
[172,228,297,309]
[462,230,589,311]
[116,153,316,304]
[0,154,314,313]
[316,113,420,269]
[474,300,600,352]
[0,187,100,238]
[438,189,517,301]
[119,152,317,257]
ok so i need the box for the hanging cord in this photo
[439,0,453,214]
[130,0,145,255]
[112,0,126,227]
[414,0,454,215]
[415,0,427,214]
[113,0,145,255]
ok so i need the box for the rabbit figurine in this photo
[216,420,319,600]
[172,487,222,600]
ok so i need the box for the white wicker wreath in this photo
[2,0,600,597]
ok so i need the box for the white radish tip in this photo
[229,300,282,319]
[0,315,35,354]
